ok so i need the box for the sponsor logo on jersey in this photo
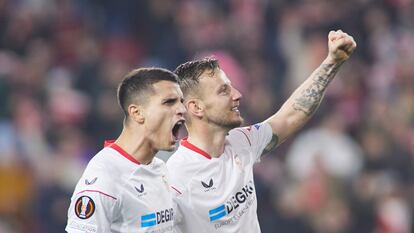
[201,178,216,192]
[208,204,227,221]
[201,178,213,188]
[253,123,261,130]
[135,184,148,197]
[135,184,145,193]
[140,208,174,228]
[74,196,95,219]
[208,181,254,222]
[85,177,98,185]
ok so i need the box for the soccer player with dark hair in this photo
[66,68,185,233]
[167,30,357,232]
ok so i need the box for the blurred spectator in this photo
[286,110,363,180]
[0,0,412,232]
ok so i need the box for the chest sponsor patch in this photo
[208,181,255,222]
[141,208,174,228]
[75,196,95,219]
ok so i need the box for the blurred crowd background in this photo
[0,0,413,232]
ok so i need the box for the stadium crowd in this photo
[0,0,412,232]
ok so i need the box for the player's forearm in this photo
[291,57,343,116]
[264,57,344,146]
[263,30,355,151]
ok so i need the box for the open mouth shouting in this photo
[171,119,185,142]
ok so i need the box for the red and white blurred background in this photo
[0,0,413,232]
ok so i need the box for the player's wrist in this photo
[323,55,346,66]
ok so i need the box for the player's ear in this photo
[186,98,204,118]
[128,104,145,124]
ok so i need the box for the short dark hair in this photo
[117,67,178,116]
[174,57,219,97]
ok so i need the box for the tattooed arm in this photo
[262,30,357,153]
[292,62,342,116]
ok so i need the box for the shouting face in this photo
[142,80,186,151]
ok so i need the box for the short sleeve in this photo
[66,190,118,233]
[66,169,120,233]
[228,122,273,162]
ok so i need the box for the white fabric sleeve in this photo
[66,167,120,233]
[229,122,273,162]
[66,189,118,233]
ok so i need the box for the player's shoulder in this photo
[73,148,125,199]
[227,122,271,145]
[85,147,126,176]
[167,143,204,169]
[150,157,168,173]
[152,156,166,166]
[166,144,204,186]
[226,125,255,146]
[71,172,119,206]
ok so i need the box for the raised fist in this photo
[327,30,357,63]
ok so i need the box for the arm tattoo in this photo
[293,63,342,116]
[262,134,279,155]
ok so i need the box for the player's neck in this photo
[115,128,156,165]
[187,123,228,158]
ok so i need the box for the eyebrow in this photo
[217,84,230,92]
[162,96,178,101]
[161,94,184,103]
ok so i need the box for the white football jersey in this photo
[66,141,175,233]
[166,123,273,233]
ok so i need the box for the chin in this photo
[237,116,244,126]
[162,142,177,152]
[223,120,243,130]
[232,117,244,127]
[164,145,176,152]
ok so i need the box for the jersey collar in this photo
[180,137,212,160]
[104,140,141,165]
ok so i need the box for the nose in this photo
[232,87,242,101]
[177,102,186,116]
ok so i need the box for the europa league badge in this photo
[75,196,95,219]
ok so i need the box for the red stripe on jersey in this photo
[76,190,118,200]
[109,143,141,165]
[236,129,252,146]
[104,140,115,147]
[171,186,182,195]
[180,138,212,159]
